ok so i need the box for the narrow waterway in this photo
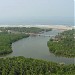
[5,29,75,64]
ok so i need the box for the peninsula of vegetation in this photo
[0,27,52,55]
[0,32,29,55]
[47,29,75,57]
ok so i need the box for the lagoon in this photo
[5,29,74,64]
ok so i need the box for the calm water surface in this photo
[5,29,75,64]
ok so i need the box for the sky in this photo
[0,0,74,25]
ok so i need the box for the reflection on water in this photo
[4,29,74,64]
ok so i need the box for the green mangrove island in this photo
[47,29,75,57]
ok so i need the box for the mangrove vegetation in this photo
[0,56,75,75]
[0,32,29,55]
[47,29,75,57]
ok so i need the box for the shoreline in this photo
[0,24,73,30]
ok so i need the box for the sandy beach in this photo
[0,25,73,30]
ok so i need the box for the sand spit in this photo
[0,25,73,30]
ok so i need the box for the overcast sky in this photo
[0,0,74,25]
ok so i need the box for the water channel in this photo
[4,29,75,64]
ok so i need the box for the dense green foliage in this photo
[47,29,75,57]
[0,32,29,55]
[0,27,52,33]
[0,56,75,75]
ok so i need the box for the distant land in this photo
[0,24,74,30]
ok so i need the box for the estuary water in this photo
[5,29,74,64]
